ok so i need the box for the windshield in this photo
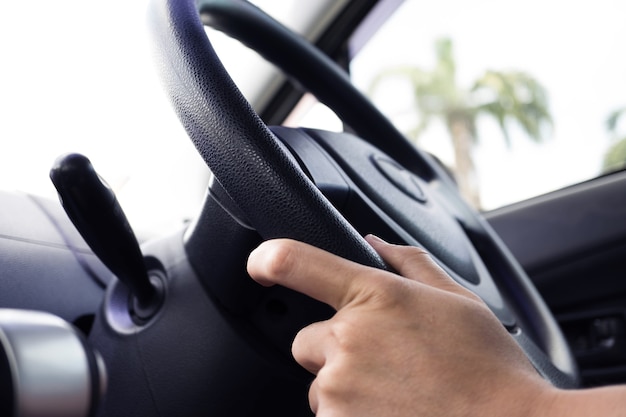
[0,0,308,239]
[0,1,202,238]
[2,0,625,237]
[348,0,626,209]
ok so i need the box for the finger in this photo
[247,239,381,310]
[292,321,330,375]
[365,235,469,295]
[308,378,319,415]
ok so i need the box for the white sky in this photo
[0,0,342,237]
[0,0,209,237]
[0,0,624,236]
[350,0,626,208]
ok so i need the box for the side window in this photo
[286,0,626,211]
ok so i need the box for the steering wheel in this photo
[148,0,576,400]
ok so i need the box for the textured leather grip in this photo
[150,0,385,269]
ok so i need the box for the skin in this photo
[247,235,626,417]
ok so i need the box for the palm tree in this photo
[369,38,552,208]
[602,107,626,173]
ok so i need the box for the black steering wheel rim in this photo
[151,0,384,269]
[150,0,579,387]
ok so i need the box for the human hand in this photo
[247,235,557,417]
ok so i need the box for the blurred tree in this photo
[369,38,552,208]
[602,107,626,173]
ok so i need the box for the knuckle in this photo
[439,278,481,305]
[366,276,414,308]
[463,289,485,305]
[329,319,362,354]
[308,380,319,414]
[400,245,431,265]
[390,245,439,277]
[315,364,351,398]
[291,325,312,360]
[291,330,305,359]
[260,240,299,278]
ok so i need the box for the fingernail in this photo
[365,234,388,245]
[246,243,272,286]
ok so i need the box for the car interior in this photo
[0,0,625,416]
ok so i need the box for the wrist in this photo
[483,372,561,417]
[529,384,564,417]
[541,384,626,417]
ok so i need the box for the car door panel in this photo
[486,170,626,386]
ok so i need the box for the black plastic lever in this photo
[50,153,160,321]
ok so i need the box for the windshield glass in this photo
[0,0,298,239]
[348,0,626,209]
[3,0,624,236]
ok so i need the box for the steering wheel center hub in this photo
[373,156,427,203]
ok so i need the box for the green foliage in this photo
[368,37,552,207]
[368,37,552,147]
[472,70,552,146]
[606,107,626,132]
[603,139,626,172]
[603,107,626,173]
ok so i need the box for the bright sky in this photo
[0,0,209,237]
[0,0,340,238]
[0,0,624,237]
[350,0,626,209]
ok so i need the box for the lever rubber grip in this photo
[50,153,155,309]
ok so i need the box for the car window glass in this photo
[346,0,626,210]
